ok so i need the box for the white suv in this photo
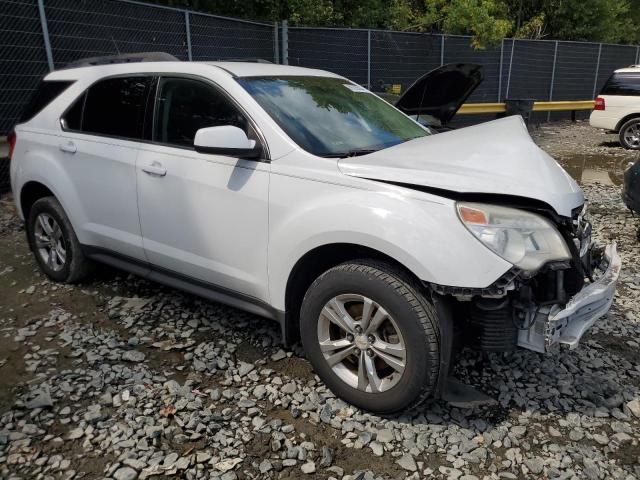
[10,54,621,413]
[590,66,640,149]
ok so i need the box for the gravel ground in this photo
[1,121,639,480]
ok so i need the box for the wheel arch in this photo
[615,113,640,132]
[20,181,56,221]
[281,242,426,346]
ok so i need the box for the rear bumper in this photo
[518,242,621,353]
[589,111,619,131]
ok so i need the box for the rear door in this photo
[136,75,270,301]
[58,75,152,261]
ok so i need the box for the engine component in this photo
[468,297,518,352]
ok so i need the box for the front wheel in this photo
[619,118,640,150]
[300,261,440,414]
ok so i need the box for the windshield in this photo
[237,76,429,157]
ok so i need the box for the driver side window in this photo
[154,77,248,148]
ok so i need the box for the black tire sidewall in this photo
[27,198,76,282]
[300,263,439,414]
[620,119,640,150]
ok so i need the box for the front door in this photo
[136,76,270,301]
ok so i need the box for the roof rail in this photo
[64,52,179,69]
[219,58,273,64]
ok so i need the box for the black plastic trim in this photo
[194,143,262,160]
[81,245,285,329]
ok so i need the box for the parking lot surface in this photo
[1,121,639,480]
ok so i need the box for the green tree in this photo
[149,0,640,46]
[417,0,512,48]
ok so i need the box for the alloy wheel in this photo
[34,213,67,272]
[623,122,640,148]
[317,293,406,393]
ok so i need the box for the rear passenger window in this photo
[20,80,74,123]
[601,73,640,96]
[65,76,151,139]
[154,77,247,148]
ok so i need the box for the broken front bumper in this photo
[518,242,621,353]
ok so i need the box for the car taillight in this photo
[7,130,16,160]
[594,97,605,111]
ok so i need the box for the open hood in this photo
[338,116,584,218]
[394,63,483,125]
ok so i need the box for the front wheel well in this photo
[615,113,640,132]
[20,181,55,220]
[283,243,423,345]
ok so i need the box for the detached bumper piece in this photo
[517,242,621,353]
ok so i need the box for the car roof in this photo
[615,66,640,74]
[205,61,340,78]
[45,60,342,81]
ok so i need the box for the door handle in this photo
[141,162,167,177]
[59,140,77,154]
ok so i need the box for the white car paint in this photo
[10,61,519,307]
[10,60,617,357]
[136,143,270,301]
[339,116,584,218]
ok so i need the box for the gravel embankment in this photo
[0,121,639,480]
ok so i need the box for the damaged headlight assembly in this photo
[456,202,571,273]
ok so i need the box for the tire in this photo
[300,260,440,414]
[26,196,93,283]
[619,118,640,150]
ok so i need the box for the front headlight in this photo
[457,202,571,273]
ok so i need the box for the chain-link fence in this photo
[2,0,640,192]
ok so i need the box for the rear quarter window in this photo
[19,80,75,123]
[601,73,640,96]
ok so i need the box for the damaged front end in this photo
[433,204,621,354]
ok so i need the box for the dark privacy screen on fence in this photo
[1,0,640,138]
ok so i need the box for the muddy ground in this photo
[0,120,639,480]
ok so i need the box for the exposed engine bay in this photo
[432,203,621,354]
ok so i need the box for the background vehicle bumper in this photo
[518,242,621,353]
[589,111,619,131]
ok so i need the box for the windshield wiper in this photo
[322,148,380,158]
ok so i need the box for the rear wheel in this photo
[300,260,440,413]
[26,197,93,283]
[619,118,640,150]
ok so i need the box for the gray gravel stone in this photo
[121,350,145,362]
[396,453,417,472]
[113,466,138,480]
[301,461,316,474]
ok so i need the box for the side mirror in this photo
[194,125,262,160]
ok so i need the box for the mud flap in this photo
[433,293,497,407]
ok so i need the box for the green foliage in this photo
[150,0,640,46]
[419,0,513,48]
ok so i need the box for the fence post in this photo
[440,35,445,66]
[498,39,504,101]
[506,39,515,99]
[548,40,558,122]
[274,22,280,64]
[281,20,288,65]
[184,11,193,61]
[636,45,639,65]
[367,30,371,88]
[592,43,602,99]
[37,0,54,71]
